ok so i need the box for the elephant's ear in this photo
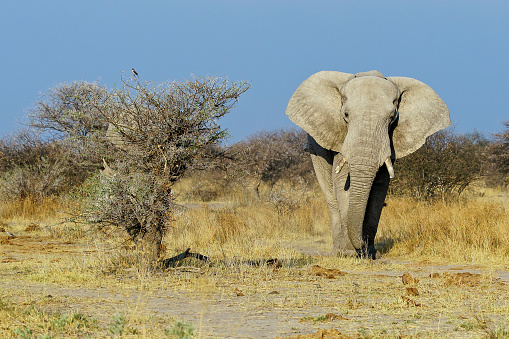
[387,77,451,159]
[286,71,354,152]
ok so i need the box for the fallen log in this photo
[161,248,210,268]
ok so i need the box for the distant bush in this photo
[390,129,490,200]
[28,80,109,140]
[485,121,509,187]
[0,130,89,200]
[178,126,499,203]
[0,81,114,202]
[27,80,112,171]
[228,128,313,199]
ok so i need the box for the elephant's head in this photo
[286,70,450,251]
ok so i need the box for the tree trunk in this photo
[253,180,261,200]
[136,221,163,265]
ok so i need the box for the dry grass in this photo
[0,297,100,338]
[167,181,509,266]
[1,183,508,337]
[379,197,509,265]
[3,183,507,266]
[1,183,508,268]
[170,198,328,250]
[0,195,77,225]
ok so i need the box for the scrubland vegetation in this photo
[0,78,508,337]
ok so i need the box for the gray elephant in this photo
[286,70,450,259]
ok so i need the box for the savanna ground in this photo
[1,181,508,338]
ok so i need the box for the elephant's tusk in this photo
[385,157,395,179]
[335,157,346,174]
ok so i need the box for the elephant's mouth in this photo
[335,156,395,179]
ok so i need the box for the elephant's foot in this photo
[332,238,357,257]
[355,245,380,260]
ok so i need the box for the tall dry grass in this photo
[3,179,508,267]
[0,196,71,221]
[167,195,331,261]
[171,179,509,265]
[379,197,509,264]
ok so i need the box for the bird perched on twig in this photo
[132,68,139,77]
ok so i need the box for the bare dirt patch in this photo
[308,265,347,279]
[276,328,361,338]
[1,235,509,338]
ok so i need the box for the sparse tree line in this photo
[4,121,505,203]
[0,77,508,263]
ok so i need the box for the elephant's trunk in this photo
[343,125,392,252]
[346,159,379,250]
[337,156,393,177]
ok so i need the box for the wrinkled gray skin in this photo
[286,70,450,258]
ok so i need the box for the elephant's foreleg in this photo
[332,158,357,256]
[309,146,339,248]
[308,135,356,256]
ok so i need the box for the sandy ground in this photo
[1,233,508,338]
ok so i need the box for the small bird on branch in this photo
[132,68,139,77]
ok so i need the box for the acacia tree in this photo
[30,75,250,264]
[94,75,249,263]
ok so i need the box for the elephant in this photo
[286,70,450,259]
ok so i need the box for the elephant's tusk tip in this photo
[335,157,346,174]
[385,157,395,179]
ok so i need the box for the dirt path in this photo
[1,235,508,338]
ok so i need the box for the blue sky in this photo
[1,1,507,144]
